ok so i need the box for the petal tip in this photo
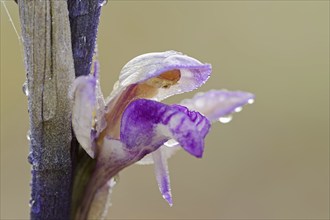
[86,148,95,158]
[163,192,173,207]
[192,148,204,158]
[182,140,205,159]
[195,151,204,158]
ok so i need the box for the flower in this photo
[71,51,254,218]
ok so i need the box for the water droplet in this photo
[113,174,120,183]
[234,107,243,112]
[248,99,255,104]
[165,140,178,147]
[219,115,233,124]
[28,152,34,164]
[30,199,40,214]
[26,130,31,141]
[29,199,34,208]
[99,0,108,7]
[108,177,117,187]
[112,81,119,90]
[22,81,29,96]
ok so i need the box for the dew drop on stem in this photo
[26,130,31,141]
[99,0,108,7]
[22,81,29,96]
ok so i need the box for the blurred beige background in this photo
[1,1,329,219]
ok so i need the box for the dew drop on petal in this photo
[248,99,255,104]
[22,81,29,96]
[164,139,178,147]
[113,81,119,90]
[219,115,233,124]
[234,106,243,112]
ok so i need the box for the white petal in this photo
[137,142,180,165]
[106,51,212,104]
[91,61,107,137]
[71,75,97,158]
[71,62,107,158]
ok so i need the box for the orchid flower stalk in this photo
[71,51,255,219]
[18,0,254,218]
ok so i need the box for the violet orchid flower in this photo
[71,51,254,217]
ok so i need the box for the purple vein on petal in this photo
[171,104,211,138]
[120,99,211,159]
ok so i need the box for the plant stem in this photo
[68,0,103,77]
[18,0,103,218]
[18,0,75,219]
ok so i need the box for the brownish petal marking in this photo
[97,69,181,143]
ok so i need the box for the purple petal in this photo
[107,51,212,103]
[137,106,210,165]
[180,90,255,122]
[152,150,173,206]
[171,104,210,138]
[120,99,211,158]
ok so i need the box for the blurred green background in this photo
[1,1,329,219]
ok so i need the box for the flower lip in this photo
[120,99,210,158]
